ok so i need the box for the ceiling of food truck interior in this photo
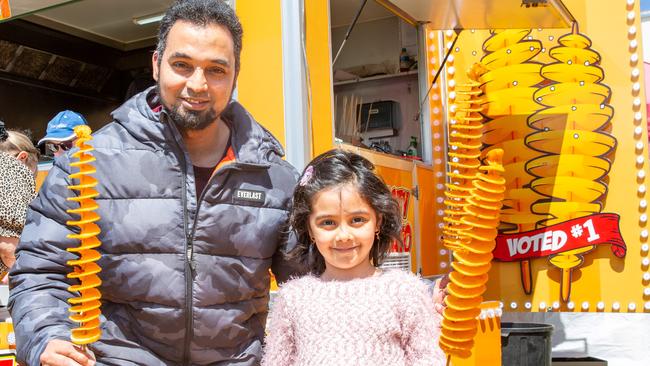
[19,0,174,51]
[330,0,396,28]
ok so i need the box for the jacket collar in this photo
[112,87,285,167]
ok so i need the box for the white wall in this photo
[334,73,421,155]
[331,17,423,156]
[331,17,401,71]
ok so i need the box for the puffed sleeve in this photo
[399,277,447,366]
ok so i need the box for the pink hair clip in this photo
[299,165,314,187]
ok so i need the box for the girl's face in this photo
[308,183,380,280]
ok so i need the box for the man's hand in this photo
[0,236,18,268]
[40,339,96,366]
[432,274,449,316]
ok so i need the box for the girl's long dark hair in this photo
[287,149,402,275]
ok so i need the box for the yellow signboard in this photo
[430,0,649,312]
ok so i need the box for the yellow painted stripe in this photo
[235,0,286,148]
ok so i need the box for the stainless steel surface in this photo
[379,0,575,30]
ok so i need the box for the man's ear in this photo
[152,52,160,82]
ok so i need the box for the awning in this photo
[375,0,574,30]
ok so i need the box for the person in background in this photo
[0,121,37,281]
[37,110,87,158]
[262,149,446,366]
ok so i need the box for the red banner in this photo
[493,213,626,262]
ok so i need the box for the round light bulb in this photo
[639,170,647,179]
[641,199,648,208]
[510,302,518,309]
[644,288,650,296]
[582,302,589,310]
[635,126,643,135]
[612,302,620,311]
[630,303,637,311]
[539,302,547,310]
[642,258,650,266]
[597,301,605,310]
[524,302,532,309]
[638,156,645,165]
[567,301,575,310]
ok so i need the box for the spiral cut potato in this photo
[442,75,484,252]
[65,125,103,345]
[479,29,547,294]
[440,149,506,359]
[525,24,615,302]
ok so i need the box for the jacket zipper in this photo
[182,164,233,366]
[180,154,193,366]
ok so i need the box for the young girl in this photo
[262,149,446,366]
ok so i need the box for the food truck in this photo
[1,0,650,364]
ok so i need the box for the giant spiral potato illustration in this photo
[479,29,547,294]
[526,25,616,302]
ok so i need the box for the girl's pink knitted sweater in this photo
[262,270,446,366]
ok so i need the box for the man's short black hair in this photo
[156,0,243,73]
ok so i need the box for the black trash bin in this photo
[501,322,554,366]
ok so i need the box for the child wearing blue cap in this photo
[37,110,87,157]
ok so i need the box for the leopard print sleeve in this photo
[0,152,36,239]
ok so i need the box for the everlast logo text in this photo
[233,189,266,205]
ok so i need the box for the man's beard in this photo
[157,85,219,130]
[166,103,218,131]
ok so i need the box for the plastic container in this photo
[501,322,554,366]
[407,136,418,157]
[399,48,410,72]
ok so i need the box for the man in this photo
[38,110,88,158]
[9,1,299,365]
